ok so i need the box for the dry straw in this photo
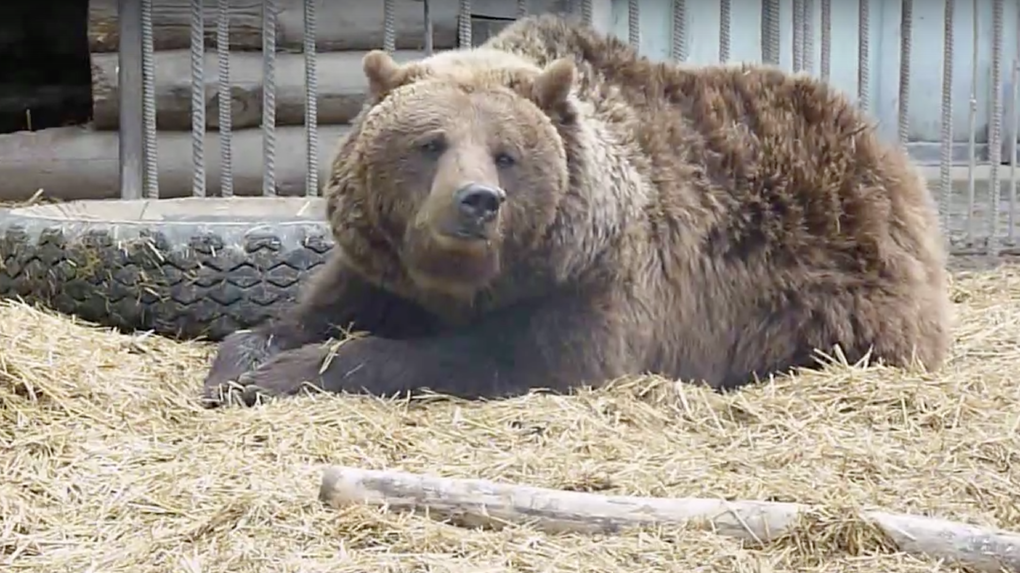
[2,262,1020,572]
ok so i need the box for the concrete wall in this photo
[601,0,1019,165]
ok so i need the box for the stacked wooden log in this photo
[0,0,570,203]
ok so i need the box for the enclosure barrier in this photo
[113,0,1020,256]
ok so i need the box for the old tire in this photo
[0,197,334,341]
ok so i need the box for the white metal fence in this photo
[115,0,1020,256]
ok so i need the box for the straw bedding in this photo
[2,261,1019,572]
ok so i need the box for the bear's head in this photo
[331,47,577,301]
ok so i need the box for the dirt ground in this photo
[2,262,1019,572]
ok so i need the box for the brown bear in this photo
[200,14,951,407]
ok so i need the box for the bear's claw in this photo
[202,343,332,407]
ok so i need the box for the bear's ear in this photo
[363,50,410,98]
[532,57,576,110]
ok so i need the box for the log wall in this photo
[0,125,349,202]
[88,0,570,53]
[89,0,571,133]
[6,0,570,202]
[90,49,427,131]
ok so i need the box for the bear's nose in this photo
[454,183,506,222]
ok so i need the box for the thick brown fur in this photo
[201,14,951,407]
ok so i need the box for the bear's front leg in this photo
[217,291,634,406]
[201,253,440,406]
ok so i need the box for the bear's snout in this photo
[448,182,506,239]
[456,183,505,221]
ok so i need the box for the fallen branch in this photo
[319,465,1020,573]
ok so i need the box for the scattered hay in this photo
[2,264,1020,572]
[769,505,905,564]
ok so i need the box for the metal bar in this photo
[672,0,686,62]
[141,0,159,199]
[762,0,780,66]
[1011,1,1020,245]
[770,0,780,64]
[761,2,768,63]
[793,0,804,71]
[118,0,144,200]
[802,0,814,74]
[189,0,206,197]
[517,0,528,19]
[458,0,472,48]
[719,0,731,63]
[989,0,1004,254]
[966,0,979,245]
[262,0,278,196]
[938,0,954,240]
[424,0,434,56]
[897,0,912,145]
[304,0,318,197]
[217,0,233,197]
[820,0,830,80]
[628,0,640,48]
[858,0,870,111]
[582,0,592,26]
[384,0,396,52]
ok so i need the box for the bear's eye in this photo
[418,136,446,156]
[494,152,516,168]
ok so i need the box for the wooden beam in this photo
[87,0,570,54]
[0,125,349,202]
[90,49,425,131]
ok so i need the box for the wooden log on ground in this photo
[88,0,571,53]
[90,49,425,131]
[318,465,1020,573]
[0,125,349,202]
